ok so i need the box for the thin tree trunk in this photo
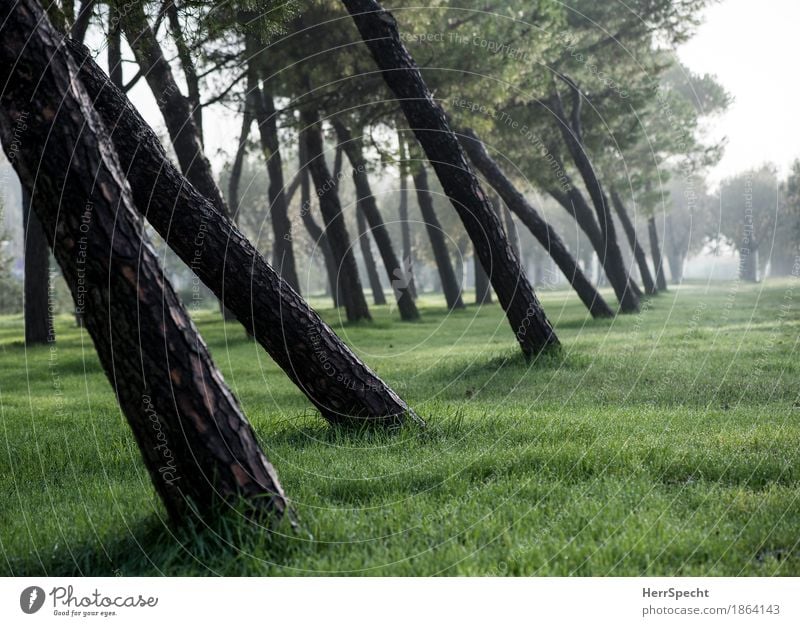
[246,43,301,292]
[550,82,641,313]
[301,110,371,323]
[356,206,387,305]
[67,40,419,427]
[1,0,289,524]
[228,90,254,221]
[120,4,228,217]
[299,137,341,307]
[610,188,657,295]
[474,247,492,305]
[21,187,52,345]
[501,195,521,260]
[461,129,614,319]
[334,121,418,320]
[648,216,668,290]
[343,0,557,357]
[397,134,417,298]
[71,0,94,42]
[166,0,203,145]
[107,21,123,89]
[411,160,465,310]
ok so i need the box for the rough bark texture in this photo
[247,44,300,292]
[302,111,371,323]
[343,0,557,357]
[299,137,341,306]
[66,40,419,427]
[411,161,465,310]
[334,121,418,320]
[461,129,613,319]
[610,188,657,295]
[21,187,53,345]
[1,0,289,523]
[397,135,417,298]
[648,216,669,291]
[551,84,641,313]
[120,3,228,217]
[356,205,388,305]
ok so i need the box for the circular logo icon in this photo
[20,586,45,614]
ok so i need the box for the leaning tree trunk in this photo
[120,4,227,217]
[461,129,614,319]
[501,194,521,260]
[411,160,465,310]
[610,188,657,295]
[356,206,388,305]
[397,134,417,298]
[1,0,289,523]
[67,40,419,427]
[343,0,558,357]
[551,84,641,313]
[21,187,52,345]
[299,137,341,307]
[107,19,122,89]
[301,111,371,323]
[167,0,203,146]
[228,89,254,221]
[334,121,418,320]
[648,216,668,291]
[247,42,300,292]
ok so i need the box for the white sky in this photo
[677,0,800,185]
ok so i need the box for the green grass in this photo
[1,279,798,576]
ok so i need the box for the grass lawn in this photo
[1,278,798,576]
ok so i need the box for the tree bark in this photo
[610,188,657,295]
[397,134,417,298]
[551,82,641,313]
[66,39,419,427]
[301,112,372,323]
[107,20,122,89]
[356,205,387,305]
[299,137,341,307]
[411,161,465,310]
[71,0,93,43]
[343,0,558,357]
[228,90,254,221]
[166,0,203,146]
[334,121,418,320]
[648,216,669,290]
[1,0,289,523]
[120,4,228,218]
[21,187,52,345]
[247,43,301,292]
[461,129,614,319]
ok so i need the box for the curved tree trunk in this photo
[21,187,52,345]
[461,129,614,319]
[648,216,669,290]
[1,0,289,524]
[356,206,387,305]
[411,161,465,310]
[397,134,417,298]
[301,110,371,323]
[228,90,254,221]
[610,188,657,295]
[550,83,641,313]
[343,0,557,357]
[334,121,418,320]
[67,40,419,427]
